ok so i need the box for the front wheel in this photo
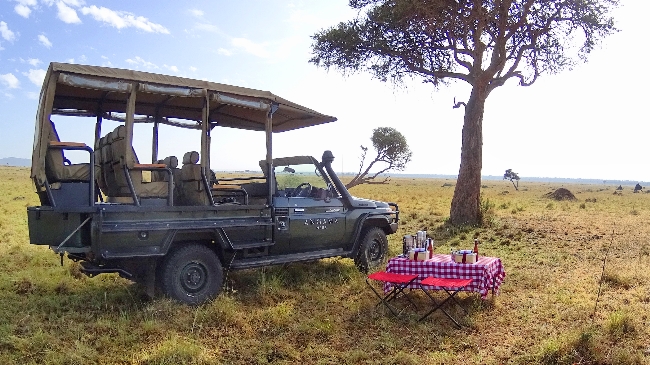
[158,244,223,305]
[354,227,388,273]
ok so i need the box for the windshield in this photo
[273,161,341,198]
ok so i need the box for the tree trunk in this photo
[450,83,488,225]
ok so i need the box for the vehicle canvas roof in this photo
[31,62,337,187]
[46,62,337,132]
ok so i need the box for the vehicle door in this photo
[276,165,346,252]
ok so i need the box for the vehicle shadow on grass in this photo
[225,258,360,298]
[2,274,148,317]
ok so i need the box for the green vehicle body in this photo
[27,63,399,304]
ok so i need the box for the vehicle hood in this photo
[348,196,390,209]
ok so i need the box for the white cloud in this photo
[24,69,47,86]
[14,0,37,18]
[61,0,85,6]
[125,56,158,69]
[15,4,32,17]
[189,66,197,72]
[0,22,17,42]
[231,38,270,58]
[80,6,170,34]
[189,9,203,18]
[217,48,232,56]
[164,65,179,73]
[0,73,20,89]
[65,55,85,64]
[26,91,39,100]
[56,1,82,24]
[27,58,42,66]
[192,23,222,34]
[38,34,53,48]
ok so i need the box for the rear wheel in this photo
[354,227,388,273]
[158,244,223,305]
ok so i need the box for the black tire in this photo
[354,227,388,273]
[158,244,223,305]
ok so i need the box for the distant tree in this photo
[346,127,412,189]
[503,169,520,191]
[310,0,618,225]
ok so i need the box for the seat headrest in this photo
[163,156,178,168]
[183,151,200,165]
[116,125,126,139]
[106,131,115,143]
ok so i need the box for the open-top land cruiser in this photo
[27,62,399,304]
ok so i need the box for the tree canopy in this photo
[503,168,520,190]
[346,127,412,189]
[311,0,617,225]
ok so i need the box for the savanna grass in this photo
[1,166,649,364]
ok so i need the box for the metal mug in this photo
[416,230,427,248]
[403,235,414,254]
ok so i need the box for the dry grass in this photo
[1,166,649,364]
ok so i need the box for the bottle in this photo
[473,239,479,260]
[427,238,434,259]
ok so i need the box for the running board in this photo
[228,248,352,270]
[80,261,133,279]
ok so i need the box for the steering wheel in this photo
[292,182,312,197]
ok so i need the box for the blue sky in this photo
[1,1,648,182]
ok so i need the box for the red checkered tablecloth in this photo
[384,254,506,299]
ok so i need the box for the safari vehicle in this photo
[27,62,399,304]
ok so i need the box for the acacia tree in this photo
[310,0,617,225]
[346,127,412,189]
[503,169,520,190]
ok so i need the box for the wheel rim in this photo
[368,237,382,262]
[180,261,208,294]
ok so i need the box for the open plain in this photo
[0,166,648,364]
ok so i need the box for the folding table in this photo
[366,271,419,317]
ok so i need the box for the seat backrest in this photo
[181,151,200,181]
[111,125,139,167]
[44,120,90,183]
[101,131,119,196]
[152,156,178,182]
[106,125,170,201]
[180,151,210,205]
[107,125,134,197]
[44,121,65,181]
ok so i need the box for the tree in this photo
[503,169,520,190]
[346,127,412,189]
[310,0,617,225]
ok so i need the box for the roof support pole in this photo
[94,113,102,143]
[266,104,279,204]
[152,116,159,163]
[201,92,210,169]
[125,83,137,169]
